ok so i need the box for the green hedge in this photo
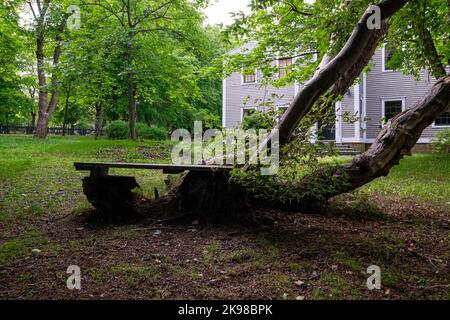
[136,123,168,140]
[106,120,168,140]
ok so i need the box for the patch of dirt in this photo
[95,145,169,162]
[95,147,128,162]
[0,195,449,300]
[136,146,170,160]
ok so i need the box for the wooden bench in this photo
[74,162,235,216]
[74,162,234,176]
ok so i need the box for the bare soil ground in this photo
[1,194,449,300]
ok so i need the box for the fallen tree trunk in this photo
[168,73,448,219]
[265,76,450,209]
[275,0,410,145]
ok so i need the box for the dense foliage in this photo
[0,0,227,134]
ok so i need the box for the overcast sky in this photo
[203,0,251,26]
[203,0,315,26]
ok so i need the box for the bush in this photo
[242,110,275,130]
[136,123,168,141]
[105,120,129,139]
[106,121,168,140]
[193,109,221,130]
[433,128,450,153]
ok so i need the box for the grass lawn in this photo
[0,135,174,225]
[361,153,450,203]
[0,135,449,300]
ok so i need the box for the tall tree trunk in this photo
[33,4,68,139]
[62,82,71,136]
[35,112,50,138]
[126,39,137,141]
[30,111,36,128]
[95,102,104,139]
[34,27,49,139]
[128,74,137,141]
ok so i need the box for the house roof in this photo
[226,40,258,55]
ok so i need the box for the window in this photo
[242,70,257,84]
[382,44,396,72]
[241,107,257,120]
[278,58,293,78]
[434,111,450,127]
[274,105,289,123]
[382,99,404,122]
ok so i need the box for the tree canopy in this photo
[0,0,227,134]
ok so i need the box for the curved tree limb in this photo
[268,76,450,209]
[275,0,410,145]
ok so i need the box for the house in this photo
[222,42,450,151]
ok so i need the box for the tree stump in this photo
[166,171,261,226]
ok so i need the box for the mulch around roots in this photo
[0,195,449,300]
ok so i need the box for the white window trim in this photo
[275,104,289,111]
[363,137,432,144]
[382,43,395,73]
[335,101,343,143]
[240,106,258,122]
[309,123,318,143]
[354,83,361,143]
[362,73,368,141]
[276,57,293,79]
[432,112,450,128]
[241,69,258,85]
[274,104,290,123]
[381,97,406,124]
[222,78,227,128]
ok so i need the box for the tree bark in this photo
[33,4,69,139]
[62,82,71,136]
[34,111,50,138]
[95,102,104,139]
[128,73,137,141]
[34,23,49,138]
[125,38,137,141]
[30,111,36,128]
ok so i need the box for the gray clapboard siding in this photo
[224,44,450,143]
[364,49,444,140]
[224,70,296,128]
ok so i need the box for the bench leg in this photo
[90,167,109,178]
[82,175,141,218]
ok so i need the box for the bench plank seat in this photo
[74,162,234,175]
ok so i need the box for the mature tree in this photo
[81,0,209,140]
[20,0,74,138]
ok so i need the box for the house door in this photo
[318,107,336,141]
[318,122,336,141]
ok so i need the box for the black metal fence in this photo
[0,126,101,136]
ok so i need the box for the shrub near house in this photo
[433,129,450,153]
